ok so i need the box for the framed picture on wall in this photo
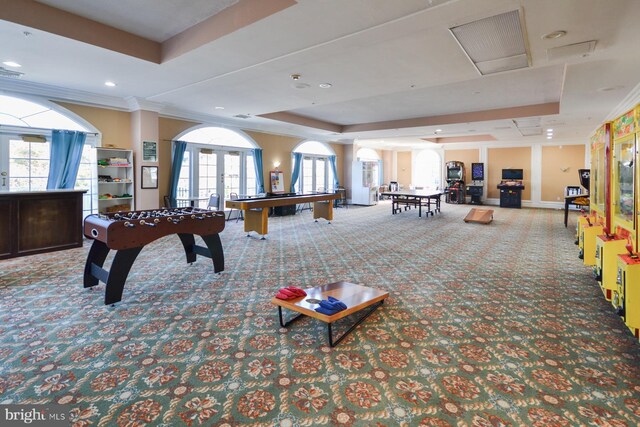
[270,170,284,193]
[141,166,158,189]
[143,141,157,162]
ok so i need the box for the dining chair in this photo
[227,192,244,222]
[207,193,220,210]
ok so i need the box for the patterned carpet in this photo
[0,202,639,426]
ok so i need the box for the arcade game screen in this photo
[471,163,484,181]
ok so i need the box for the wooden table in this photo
[271,281,389,347]
[226,192,340,239]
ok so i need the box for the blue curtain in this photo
[329,155,339,189]
[46,130,87,189]
[378,160,383,186]
[252,148,264,193]
[290,152,303,192]
[169,141,187,207]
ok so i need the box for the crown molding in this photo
[606,81,640,120]
[125,97,165,112]
[0,77,130,110]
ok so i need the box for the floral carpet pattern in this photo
[0,202,639,426]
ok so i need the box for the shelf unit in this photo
[96,148,134,213]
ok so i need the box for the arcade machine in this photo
[466,163,484,205]
[445,161,465,204]
[497,169,524,208]
[611,105,640,340]
[575,168,602,266]
[591,123,627,300]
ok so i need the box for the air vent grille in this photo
[450,10,529,75]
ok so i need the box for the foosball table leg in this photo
[104,247,143,305]
[177,233,198,264]
[200,233,225,273]
[84,240,110,289]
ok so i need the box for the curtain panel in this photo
[168,140,187,207]
[46,129,87,189]
[290,152,303,192]
[252,148,264,193]
[329,155,339,188]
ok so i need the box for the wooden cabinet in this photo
[0,190,86,259]
[97,148,134,213]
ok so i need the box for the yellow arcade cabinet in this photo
[590,122,626,300]
[614,251,640,340]
[609,108,637,258]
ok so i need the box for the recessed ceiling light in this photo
[546,136,552,139]
[3,61,21,67]
[319,83,332,89]
[543,30,566,40]
[546,128,553,132]
[214,106,225,110]
[104,81,116,87]
[435,129,442,132]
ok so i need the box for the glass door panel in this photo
[613,136,635,228]
[224,152,240,199]
[315,158,325,191]
[594,145,605,211]
[303,157,313,193]
[198,149,217,208]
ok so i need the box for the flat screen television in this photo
[447,167,462,180]
[471,163,484,181]
[502,169,523,180]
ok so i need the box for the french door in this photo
[180,147,254,208]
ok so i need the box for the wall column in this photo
[130,104,160,210]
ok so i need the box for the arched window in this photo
[414,150,442,189]
[0,94,100,216]
[292,141,336,192]
[356,147,379,161]
[175,126,260,208]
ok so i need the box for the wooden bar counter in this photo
[0,190,86,259]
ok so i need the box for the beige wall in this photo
[245,131,303,191]
[487,147,532,200]
[541,145,586,202]
[444,149,480,183]
[56,102,133,148]
[397,151,412,187]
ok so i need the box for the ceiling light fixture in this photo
[543,30,567,40]
[214,106,225,110]
[319,83,332,89]
[104,81,116,87]
[290,73,301,80]
[3,61,21,67]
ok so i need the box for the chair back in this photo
[163,195,175,208]
[389,181,399,191]
[230,192,239,200]
[207,193,220,210]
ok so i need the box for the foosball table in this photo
[83,207,225,305]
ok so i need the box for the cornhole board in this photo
[464,208,494,224]
[272,281,388,347]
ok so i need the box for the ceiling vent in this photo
[0,67,24,78]
[547,40,596,61]
[513,117,542,136]
[450,10,530,75]
[233,114,251,119]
